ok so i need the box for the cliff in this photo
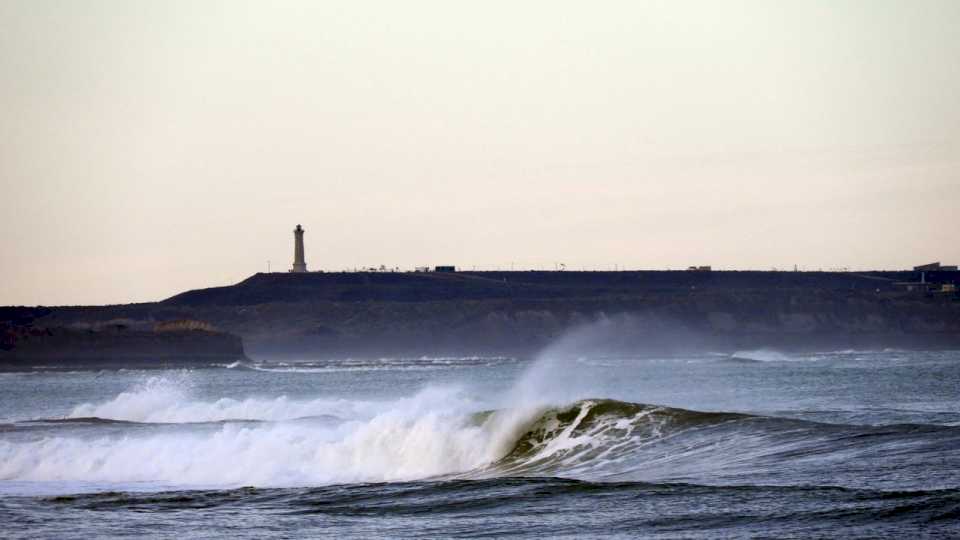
[0,313,247,368]
[12,270,959,359]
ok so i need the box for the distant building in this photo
[894,282,937,293]
[290,224,307,273]
[913,262,958,272]
[434,266,456,273]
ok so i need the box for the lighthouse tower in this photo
[291,224,307,273]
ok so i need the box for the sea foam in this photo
[1,380,525,487]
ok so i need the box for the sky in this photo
[1,0,958,306]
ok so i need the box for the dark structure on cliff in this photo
[290,224,308,273]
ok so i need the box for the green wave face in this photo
[477,398,960,486]
[487,400,750,477]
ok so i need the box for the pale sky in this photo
[1,0,958,306]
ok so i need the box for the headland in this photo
[3,269,958,366]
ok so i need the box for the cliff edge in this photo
[12,270,958,359]
[0,311,247,368]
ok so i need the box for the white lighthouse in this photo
[291,224,307,273]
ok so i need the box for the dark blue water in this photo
[2,349,959,538]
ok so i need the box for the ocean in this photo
[2,347,959,538]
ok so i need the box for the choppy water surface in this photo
[2,348,959,538]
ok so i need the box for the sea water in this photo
[1,349,959,538]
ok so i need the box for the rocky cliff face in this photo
[223,291,960,356]
[0,314,246,368]
[16,270,959,359]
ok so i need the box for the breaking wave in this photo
[4,376,960,491]
[1,384,495,486]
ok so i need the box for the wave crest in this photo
[487,400,748,477]
[6,383,960,491]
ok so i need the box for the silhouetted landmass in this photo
[165,270,934,305]
[3,270,957,363]
[0,313,246,369]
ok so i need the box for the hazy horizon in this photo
[2,0,958,306]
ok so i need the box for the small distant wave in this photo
[64,376,382,424]
[727,350,794,362]
[721,349,927,364]
[24,417,141,426]
[4,415,348,436]
[249,356,519,374]
[220,361,245,369]
[249,365,455,374]
[19,416,267,427]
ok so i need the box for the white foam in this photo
[66,376,377,424]
[0,341,623,489]
[1,384,528,487]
